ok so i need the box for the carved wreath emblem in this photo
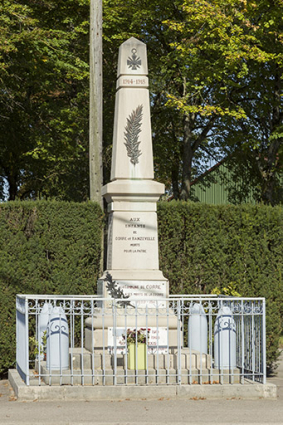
[124,104,143,165]
[127,48,141,70]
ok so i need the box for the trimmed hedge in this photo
[0,201,103,375]
[158,202,283,369]
[0,200,282,374]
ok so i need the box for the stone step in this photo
[37,364,220,386]
[64,348,213,370]
[207,368,241,384]
[35,348,239,385]
[36,359,241,386]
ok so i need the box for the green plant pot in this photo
[128,343,147,370]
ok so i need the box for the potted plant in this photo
[123,328,150,370]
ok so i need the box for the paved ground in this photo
[0,353,282,425]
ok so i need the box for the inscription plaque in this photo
[112,281,166,308]
[108,211,160,270]
[108,327,168,354]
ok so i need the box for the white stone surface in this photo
[85,328,180,353]
[100,37,168,308]
[102,179,164,200]
[116,75,149,90]
[98,278,168,308]
[117,37,148,77]
[85,309,178,329]
[99,269,166,281]
[106,211,159,270]
[111,88,154,180]
[102,179,164,212]
[110,38,153,180]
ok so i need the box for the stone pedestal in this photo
[99,180,168,306]
[86,37,174,355]
[84,309,180,353]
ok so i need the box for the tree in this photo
[103,0,282,204]
[0,0,90,201]
[162,0,283,203]
[1,0,281,204]
[102,0,247,200]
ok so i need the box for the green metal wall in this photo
[191,163,256,205]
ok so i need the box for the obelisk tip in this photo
[117,37,148,77]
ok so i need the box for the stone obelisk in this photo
[98,37,168,306]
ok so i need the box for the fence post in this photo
[25,297,29,386]
[177,300,181,385]
[262,298,266,384]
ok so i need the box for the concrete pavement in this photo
[0,352,282,424]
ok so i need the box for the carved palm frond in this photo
[105,271,133,307]
[124,104,143,165]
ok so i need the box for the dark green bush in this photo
[158,202,283,370]
[0,200,282,374]
[0,200,103,375]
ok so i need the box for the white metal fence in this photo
[16,294,266,386]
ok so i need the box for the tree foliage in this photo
[0,0,90,201]
[161,0,283,203]
[0,0,282,204]
[103,0,282,204]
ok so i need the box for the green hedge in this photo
[0,201,103,375]
[158,202,283,370]
[0,200,282,374]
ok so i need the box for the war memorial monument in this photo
[9,37,274,401]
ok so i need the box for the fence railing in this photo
[16,294,266,386]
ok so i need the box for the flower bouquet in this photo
[122,328,150,345]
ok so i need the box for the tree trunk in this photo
[89,0,103,208]
[260,139,281,205]
[180,114,193,201]
[171,150,180,199]
[7,173,18,201]
[259,68,282,205]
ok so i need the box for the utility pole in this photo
[89,0,103,208]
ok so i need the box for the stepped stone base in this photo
[9,368,277,401]
[35,348,240,386]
